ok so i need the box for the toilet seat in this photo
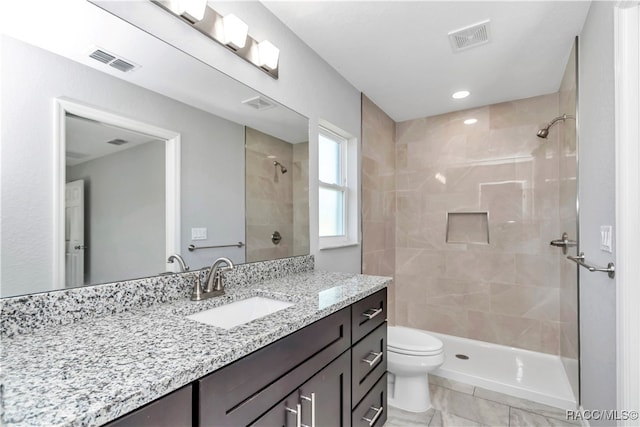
[388,326,443,355]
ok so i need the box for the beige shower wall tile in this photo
[541,321,561,355]
[363,220,387,253]
[396,248,446,278]
[404,303,469,337]
[489,93,559,130]
[515,254,561,288]
[444,251,516,284]
[467,311,545,353]
[489,283,560,322]
[445,161,516,194]
[425,279,491,311]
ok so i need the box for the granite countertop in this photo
[0,270,390,427]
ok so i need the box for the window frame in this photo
[318,126,350,246]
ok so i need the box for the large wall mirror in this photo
[0,0,309,298]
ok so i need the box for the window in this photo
[318,123,358,249]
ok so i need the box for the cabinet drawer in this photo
[351,373,387,427]
[198,307,351,426]
[351,289,387,343]
[105,385,192,427]
[352,322,387,408]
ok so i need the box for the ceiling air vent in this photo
[87,47,140,73]
[448,20,491,52]
[241,95,277,111]
[106,138,129,146]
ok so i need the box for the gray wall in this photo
[67,142,165,284]
[1,35,245,297]
[103,1,363,274]
[578,2,617,420]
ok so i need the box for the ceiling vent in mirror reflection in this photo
[87,47,139,73]
[448,20,491,52]
[106,138,129,146]
[241,95,277,112]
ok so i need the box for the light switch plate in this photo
[191,227,207,241]
[600,225,612,253]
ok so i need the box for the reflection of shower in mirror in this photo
[274,161,287,174]
[273,161,287,182]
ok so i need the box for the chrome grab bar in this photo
[567,252,615,279]
[550,232,577,254]
[362,405,384,426]
[188,242,244,251]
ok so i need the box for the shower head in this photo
[536,114,575,139]
[274,161,287,174]
[536,128,550,139]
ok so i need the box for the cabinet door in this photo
[299,350,351,427]
[251,391,301,427]
[104,385,192,427]
[251,351,351,427]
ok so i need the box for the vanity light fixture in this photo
[464,118,478,125]
[153,1,280,79]
[166,0,207,24]
[221,14,249,50]
[452,90,470,99]
[258,40,280,71]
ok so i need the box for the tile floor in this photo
[384,375,580,427]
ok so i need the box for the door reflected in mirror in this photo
[64,113,168,287]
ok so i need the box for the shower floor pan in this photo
[430,331,577,410]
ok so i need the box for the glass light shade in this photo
[170,0,207,23]
[222,14,248,49]
[258,40,280,71]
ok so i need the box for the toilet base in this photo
[388,373,432,413]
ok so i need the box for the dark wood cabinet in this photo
[104,385,192,427]
[251,351,351,427]
[197,308,350,426]
[105,288,387,427]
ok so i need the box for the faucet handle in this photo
[191,272,205,301]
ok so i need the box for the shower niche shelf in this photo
[446,212,490,244]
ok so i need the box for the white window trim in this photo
[318,124,359,250]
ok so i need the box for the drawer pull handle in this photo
[361,351,383,367]
[300,392,315,427]
[362,405,384,426]
[286,403,302,427]
[362,307,383,320]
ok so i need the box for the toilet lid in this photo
[388,326,443,354]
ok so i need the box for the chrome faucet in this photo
[191,257,235,301]
[167,254,189,272]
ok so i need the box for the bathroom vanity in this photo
[0,260,390,427]
[107,289,387,427]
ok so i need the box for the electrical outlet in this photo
[191,227,207,241]
[600,225,612,253]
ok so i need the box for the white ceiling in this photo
[263,1,591,122]
[66,115,161,167]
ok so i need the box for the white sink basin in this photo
[186,296,294,329]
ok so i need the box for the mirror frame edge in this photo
[52,97,182,290]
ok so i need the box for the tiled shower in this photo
[362,45,578,367]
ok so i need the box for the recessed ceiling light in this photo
[452,90,470,99]
[464,118,478,125]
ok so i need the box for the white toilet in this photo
[387,326,444,412]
